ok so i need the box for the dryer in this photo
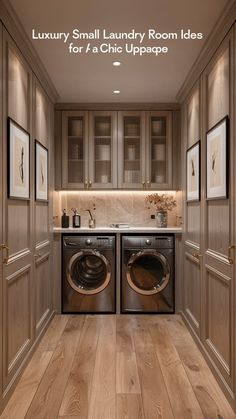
[121,235,174,313]
[62,235,116,313]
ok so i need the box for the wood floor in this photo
[1,314,236,419]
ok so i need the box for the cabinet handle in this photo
[0,244,9,264]
[228,245,236,264]
[193,252,203,260]
[34,253,42,259]
[142,181,145,187]
[89,181,92,187]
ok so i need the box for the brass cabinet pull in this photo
[228,245,236,264]
[0,244,9,264]
[142,181,145,186]
[147,180,150,185]
[193,252,203,260]
[84,179,88,188]
[89,180,92,187]
[34,253,42,259]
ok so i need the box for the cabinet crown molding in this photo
[55,102,180,111]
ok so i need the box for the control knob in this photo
[146,239,152,246]
[86,239,92,245]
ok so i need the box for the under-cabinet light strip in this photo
[58,190,178,195]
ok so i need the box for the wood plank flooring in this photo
[1,314,236,419]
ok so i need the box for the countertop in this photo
[53,226,182,234]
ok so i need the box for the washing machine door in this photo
[126,250,170,295]
[67,250,111,295]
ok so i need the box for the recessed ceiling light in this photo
[113,61,121,66]
[113,90,120,94]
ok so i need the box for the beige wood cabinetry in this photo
[2,30,34,393]
[59,109,175,190]
[89,111,118,189]
[0,21,3,410]
[0,19,56,413]
[183,82,202,337]
[33,80,53,337]
[118,111,146,189]
[181,28,236,410]
[202,36,233,392]
[62,111,89,189]
[146,111,173,189]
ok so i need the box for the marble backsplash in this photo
[53,191,182,228]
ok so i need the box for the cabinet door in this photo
[2,32,34,391]
[182,84,202,337]
[146,111,172,189]
[202,39,233,390]
[33,81,53,337]
[62,111,89,189]
[88,111,117,189]
[118,111,146,189]
[0,22,3,404]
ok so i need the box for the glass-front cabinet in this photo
[61,109,173,190]
[118,111,146,188]
[146,111,172,189]
[89,111,117,188]
[62,111,88,188]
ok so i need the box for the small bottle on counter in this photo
[71,208,81,228]
[61,209,69,228]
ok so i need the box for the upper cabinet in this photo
[59,108,177,190]
[146,111,172,189]
[62,111,88,188]
[89,111,118,189]
[118,111,145,189]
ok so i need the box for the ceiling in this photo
[10,0,228,103]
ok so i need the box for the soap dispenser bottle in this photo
[61,209,69,228]
[71,208,81,228]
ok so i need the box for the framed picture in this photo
[8,117,30,200]
[35,140,48,202]
[206,116,228,200]
[186,141,200,202]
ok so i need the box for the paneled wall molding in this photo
[181,24,236,411]
[184,239,200,250]
[0,0,59,103]
[0,12,55,413]
[181,312,235,401]
[177,0,236,103]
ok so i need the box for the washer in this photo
[121,235,174,313]
[62,235,116,313]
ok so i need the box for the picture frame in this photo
[186,141,200,202]
[8,117,30,200]
[35,140,48,202]
[206,116,228,200]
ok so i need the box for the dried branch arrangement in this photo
[145,193,177,212]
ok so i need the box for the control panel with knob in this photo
[145,239,152,246]
[86,239,92,246]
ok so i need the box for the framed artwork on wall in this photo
[206,116,228,200]
[35,140,48,202]
[186,141,200,202]
[8,117,30,200]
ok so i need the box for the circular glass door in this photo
[67,250,111,295]
[126,250,170,295]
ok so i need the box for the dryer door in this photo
[67,250,111,295]
[126,250,170,295]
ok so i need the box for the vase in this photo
[156,211,167,228]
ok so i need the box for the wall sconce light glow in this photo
[113,61,121,66]
[113,90,120,94]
